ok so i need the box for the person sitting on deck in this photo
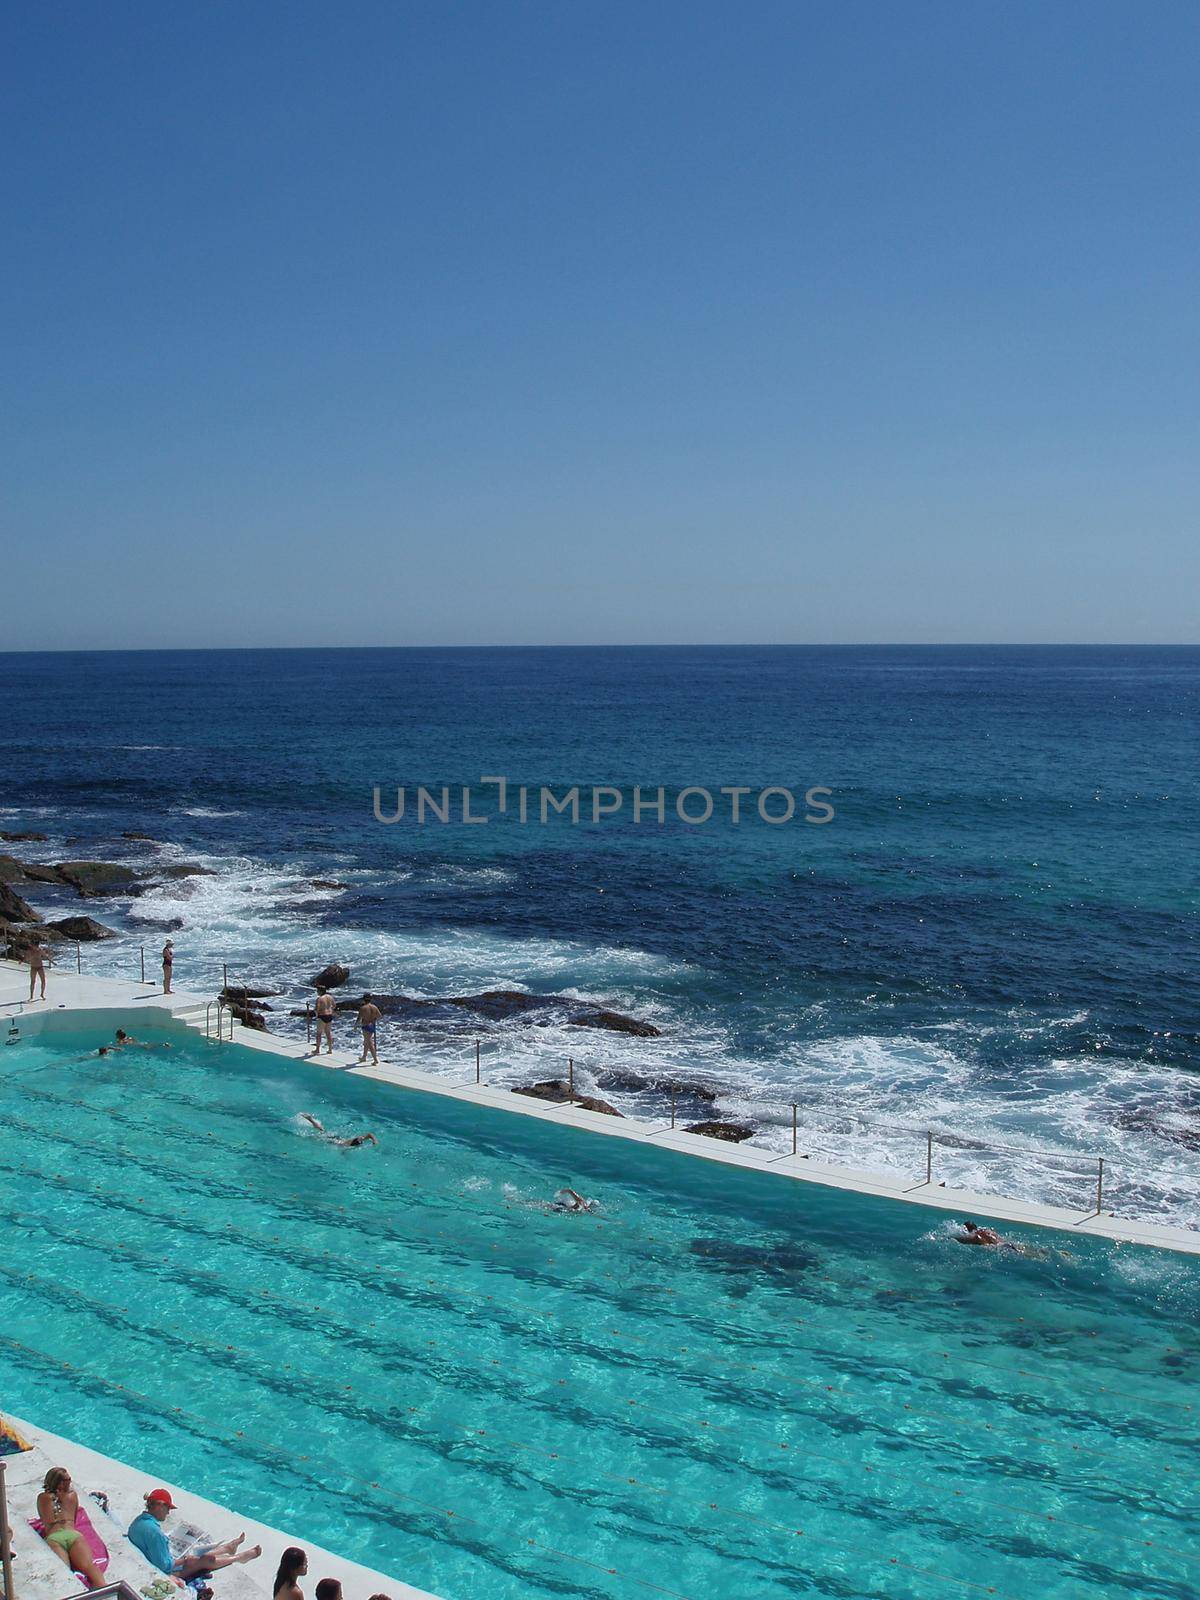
[35,1468,107,1590]
[127,1488,262,1582]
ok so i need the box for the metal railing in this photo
[6,948,1120,1220]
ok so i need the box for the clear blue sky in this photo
[5,1,1198,648]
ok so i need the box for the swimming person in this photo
[127,1488,261,1580]
[113,1029,172,1050]
[36,1468,106,1590]
[552,1187,597,1213]
[273,1546,308,1600]
[313,988,335,1055]
[161,940,174,994]
[357,994,381,1064]
[956,1220,1003,1247]
[299,1114,377,1148]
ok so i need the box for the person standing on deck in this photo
[313,987,335,1054]
[24,937,50,1000]
[357,993,381,1065]
[161,939,174,993]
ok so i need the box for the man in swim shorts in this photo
[357,994,381,1065]
[312,988,336,1055]
[24,938,50,1000]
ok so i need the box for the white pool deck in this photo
[1,1409,436,1600]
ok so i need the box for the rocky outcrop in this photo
[595,1068,717,1101]
[0,883,40,923]
[445,989,662,1035]
[310,879,347,890]
[0,831,48,843]
[160,863,216,879]
[226,1001,269,1031]
[54,861,145,897]
[46,916,116,941]
[309,963,350,989]
[121,831,157,841]
[221,986,277,1003]
[684,1121,755,1143]
[568,1008,662,1038]
[513,1079,622,1116]
[128,913,185,931]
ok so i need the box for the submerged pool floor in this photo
[0,1028,1197,1600]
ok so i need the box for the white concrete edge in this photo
[3,962,1197,1257]
[2,1412,441,1600]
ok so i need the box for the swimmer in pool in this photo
[957,1220,1003,1247]
[552,1187,597,1214]
[113,1030,172,1050]
[300,1113,378,1149]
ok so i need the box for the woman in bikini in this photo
[36,1467,106,1589]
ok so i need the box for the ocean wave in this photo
[172,806,246,818]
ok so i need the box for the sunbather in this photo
[36,1468,106,1590]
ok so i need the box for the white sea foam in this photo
[172,806,246,818]
[67,845,1200,1232]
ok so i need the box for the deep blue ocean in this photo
[2,646,1197,1224]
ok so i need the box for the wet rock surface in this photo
[683,1121,755,1142]
[309,963,351,988]
[513,1079,622,1116]
[0,883,40,923]
[45,916,116,941]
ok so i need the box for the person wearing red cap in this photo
[127,1490,262,1582]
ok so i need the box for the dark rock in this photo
[46,916,116,942]
[0,831,48,843]
[684,1121,755,1143]
[55,861,145,897]
[512,1079,622,1116]
[310,879,347,890]
[568,1008,662,1038]
[0,882,40,923]
[21,863,68,885]
[226,1000,269,1031]
[309,963,350,989]
[121,832,158,841]
[595,1068,718,1101]
[128,914,185,932]
[161,863,216,879]
[332,992,434,1015]
[221,986,277,1003]
[448,989,554,1021]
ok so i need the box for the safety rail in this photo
[2,951,1119,1220]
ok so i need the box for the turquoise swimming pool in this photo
[0,1025,1197,1600]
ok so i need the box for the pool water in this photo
[0,1027,1197,1600]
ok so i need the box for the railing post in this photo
[76,942,81,974]
[925,1130,933,1185]
[475,1038,481,1084]
[671,1084,676,1129]
[0,1456,16,1600]
[305,1003,312,1042]
[1096,1156,1104,1215]
[792,1103,798,1156]
[140,946,146,984]
[205,1002,211,1039]
[223,961,228,994]
[568,1057,574,1104]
